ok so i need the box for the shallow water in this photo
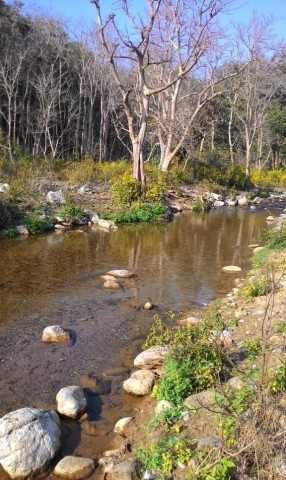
[0,208,274,477]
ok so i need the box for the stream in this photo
[0,207,275,478]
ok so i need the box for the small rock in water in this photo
[144,301,153,310]
[16,225,29,235]
[98,218,118,230]
[100,274,117,281]
[107,269,134,278]
[222,265,242,273]
[123,370,155,395]
[41,325,71,343]
[266,215,275,221]
[56,386,87,419]
[103,279,120,289]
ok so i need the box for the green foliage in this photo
[276,321,286,335]
[262,223,286,250]
[5,226,18,237]
[106,202,166,224]
[202,302,225,330]
[111,171,142,205]
[153,358,193,405]
[187,158,250,190]
[135,434,193,474]
[192,199,207,213]
[23,212,53,234]
[244,277,268,298]
[143,314,173,349]
[58,201,84,219]
[243,339,262,358]
[192,458,236,480]
[251,167,286,188]
[269,361,286,394]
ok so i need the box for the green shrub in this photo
[135,434,193,474]
[58,201,84,219]
[106,202,166,223]
[23,212,53,234]
[244,277,268,298]
[269,361,286,393]
[192,199,207,213]
[145,316,223,405]
[111,171,142,205]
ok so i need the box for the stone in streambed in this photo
[41,325,71,343]
[56,386,87,419]
[112,460,139,480]
[123,370,155,395]
[134,346,169,369]
[0,407,61,480]
[114,417,133,434]
[98,219,118,230]
[107,269,134,278]
[54,456,95,479]
[103,279,120,289]
[222,265,242,273]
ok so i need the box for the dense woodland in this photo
[1,0,286,183]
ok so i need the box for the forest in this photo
[1,0,286,186]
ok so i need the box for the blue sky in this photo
[11,0,286,41]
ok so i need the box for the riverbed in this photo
[0,207,274,478]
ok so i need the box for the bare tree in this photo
[92,0,234,184]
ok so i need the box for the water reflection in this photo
[0,209,267,325]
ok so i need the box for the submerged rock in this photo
[0,407,61,479]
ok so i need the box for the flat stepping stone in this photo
[107,269,134,278]
[222,265,242,273]
[54,456,95,479]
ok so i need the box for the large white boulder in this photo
[0,407,61,479]
[54,456,95,479]
[134,346,169,369]
[123,370,155,396]
[56,386,87,419]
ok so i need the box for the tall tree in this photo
[92,0,233,184]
